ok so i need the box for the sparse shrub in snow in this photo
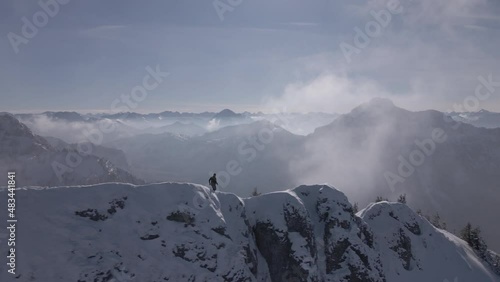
[352,202,359,214]
[251,187,261,197]
[397,194,407,204]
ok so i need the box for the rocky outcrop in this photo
[0,183,498,282]
[245,185,385,282]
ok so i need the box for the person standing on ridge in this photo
[209,173,218,191]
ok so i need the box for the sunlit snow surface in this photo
[0,182,497,281]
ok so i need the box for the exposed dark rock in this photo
[212,226,231,239]
[167,211,195,227]
[284,204,316,257]
[107,196,127,215]
[326,237,351,272]
[405,222,422,236]
[390,228,413,270]
[75,196,127,222]
[253,221,309,282]
[140,234,160,240]
[75,209,108,221]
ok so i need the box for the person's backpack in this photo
[209,176,215,185]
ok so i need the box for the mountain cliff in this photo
[0,183,497,281]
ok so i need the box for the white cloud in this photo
[265,73,390,113]
[263,0,500,114]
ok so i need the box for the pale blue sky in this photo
[1,0,500,113]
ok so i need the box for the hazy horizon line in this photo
[4,101,498,116]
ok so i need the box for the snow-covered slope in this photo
[0,183,497,281]
[448,110,500,129]
[44,136,132,172]
[245,185,385,281]
[359,202,498,281]
[0,113,143,187]
[0,113,52,157]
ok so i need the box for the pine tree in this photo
[397,194,407,204]
[375,196,388,202]
[251,187,261,197]
[460,222,473,245]
[432,213,442,229]
[470,226,487,255]
[352,203,359,214]
[442,221,447,231]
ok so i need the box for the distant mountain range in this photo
[302,98,500,252]
[4,100,500,253]
[44,136,132,172]
[14,108,500,129]
[147,121,207,136]
[104,99,500,253]
[0,113,143,187]
[14,110,338,142]
[106,120,303,188]
[448,109,500,128]
[212,108,245,119]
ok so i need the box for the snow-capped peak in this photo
[1,183,497,281]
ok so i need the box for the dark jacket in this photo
[209,176,218,190]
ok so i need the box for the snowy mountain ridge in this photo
[448,110,500,128]
[0,113,143,187]
[0,182,498,282]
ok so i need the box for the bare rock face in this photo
[245,185,385,282]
